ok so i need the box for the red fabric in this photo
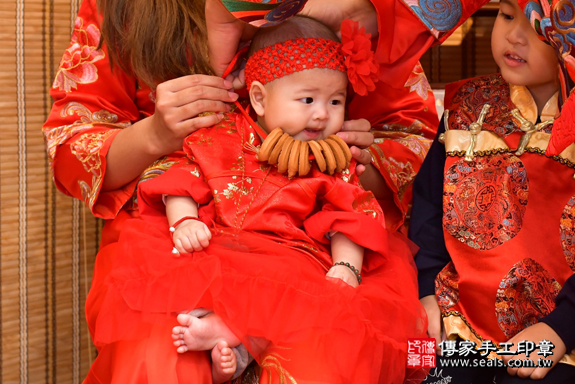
[244,38,345,90]
[340,19,380,96]
[549,91,575,155]
[438,75,575,345]
[42,0,450,381]
[89,114,428,383]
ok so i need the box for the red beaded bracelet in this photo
[169,216,202,233]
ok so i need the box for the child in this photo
[91,16,427,384]
[410,0,575,382]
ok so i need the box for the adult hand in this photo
[336,119,373,175]
[299,0,378,39]
[420,295,444,353]
[206,0,257,83]
[148,74,239,156]
[502,322,566,379]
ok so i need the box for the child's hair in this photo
[248,16,340,57]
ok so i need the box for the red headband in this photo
[245,38,345,90]
[245,20,380,96]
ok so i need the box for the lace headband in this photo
[244,20,380,96]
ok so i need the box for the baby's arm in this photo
[166,195,212,254]
[326,232,364,288]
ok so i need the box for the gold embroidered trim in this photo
[446,148,575,169]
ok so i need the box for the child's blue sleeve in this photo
[408,116,451,298]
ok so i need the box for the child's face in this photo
[491,0,558,90]
[254,69,347,141]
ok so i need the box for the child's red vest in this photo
[438,74,575,362]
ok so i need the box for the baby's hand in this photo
[172,220,212,254]
[326,265,359,288]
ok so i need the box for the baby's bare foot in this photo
[171,312,241,353]
[211,340,237,384]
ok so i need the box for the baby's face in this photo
[260,69,347,141]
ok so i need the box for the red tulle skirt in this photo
[87,218,427,384]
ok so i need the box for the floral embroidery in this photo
[43,102,127,169]
[396,135,432,161]
[560,195,575,270]
[70,131,115,208]
[371,144,418,201]
[449,74,523,138]
[405,63,432,100]
[435,262,460,311]
[443,154,529,251]
[377,120,429,135]
[338,168,352,183]
[128,157,180,209]
[53,17,105,92]
[352,190,383,220]
[60,102,122,125]
[495,258,561,339]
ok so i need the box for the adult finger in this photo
[350,146,372,166]
[172,86,238,108]
[355,164,366,176]
[178,100,231,122]
[341,119,371,133]
[176,113,226,136]
[336,130,374,149]
[159,74,233,94]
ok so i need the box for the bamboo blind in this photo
[1,1,100,383]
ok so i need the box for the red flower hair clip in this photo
[340,19,380,96]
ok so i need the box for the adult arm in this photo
[43,0,237,219]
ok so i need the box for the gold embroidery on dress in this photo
[196,134,214,146]
[137,158,178,184]
[352,192,381,219]
[339,168,351,183]
[260,353,298,384]
[70,131,115,208]
[61,102,123,125]
[190,167,201,177]
[44,102,128,167]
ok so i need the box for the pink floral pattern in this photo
[405,63,432,100]
[53,17,105,92]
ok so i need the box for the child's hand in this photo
[172,220,212,254]
[502,322,566,379]
[326,265,359,288]
[420,295,444,353]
